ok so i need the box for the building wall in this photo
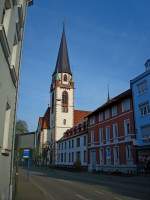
[56,133,87,167]
[131,69,150,146]
[88,95,137,173]
[0,1,32,199]
[50,73,74,163]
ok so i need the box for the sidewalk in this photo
[16,169,46,200]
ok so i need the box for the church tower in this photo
[50,26,74,163]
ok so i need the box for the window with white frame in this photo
[105,127,110,143]
[106,147,111,164]
[124,119,130,136]
[69,140,71,149]
[137,80,148,95]
[76,137,80,147]
[84,135,86,146]
[2,103,11,151]
[113,146,119,164]
[76,151,80,161]
[72,139,74,148]
[83,150,87,162]
[99,112,104,122]
[99,127,103,144]
[104,109,110,120]
[99,148,103,165]
[64,153,66,162]
[122,99,130,112]
[89,116,95,125]
[139,102,150,116]
[72,152,74,162]
[141,125,150,139]
[112,105,118,117]
[1,1,12,34]
[126,145,132,160]
[61,153,63,162]
[91,130,95,144]
[69,152,71,162]
[112,123,118,139]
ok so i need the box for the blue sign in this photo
[23,149,30,158]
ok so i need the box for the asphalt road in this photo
[16,167,150,200]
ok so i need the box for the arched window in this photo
[62,91,68,112]
[64,74,67,82]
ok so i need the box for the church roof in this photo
[53,27,72,75]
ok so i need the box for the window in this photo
[112,106,117,117]
[141,125,150,139]
[61,143,63,150]
[104,109,110,120]
[106,147,111,164]
[76,151,80,161]
[112,123,118,139]
[61,153,63,162]
[139,102,150,116]
[65,142,67,149]
[1,1,12,34]
[99,112,104,122]
[76,138,80,147]
[89,116,95,125]
[62,91,68,113]
[126,145,132,160]
[69,152,71,162]
[124,119,130,136]
[64,153,66,162]
[72,152,74,162]
[69,140,71,149]
[99,128,103,144]
[64,74,67,82]
[105,127,110,143]
[113,146,119,164]
[84,151,87,162]
[84,135,86,146]
[122,99,130,112]
[2,103,11,152]
[72,139,74,148]
[63,119,66,125]
[99,148,103,165]
[137,80,147,95]
[91,130,94,144]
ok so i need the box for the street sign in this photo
[23,149,30,159]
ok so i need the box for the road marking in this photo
[30,178,55,200]
[76,194,90,200]
[95,190,105,195]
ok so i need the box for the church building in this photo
[49,27,90,164]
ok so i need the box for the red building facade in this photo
[88,89,137,173]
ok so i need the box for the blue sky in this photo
[17,0,150,131]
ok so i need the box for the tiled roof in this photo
[74,109,91,125]
[38,107,50,130]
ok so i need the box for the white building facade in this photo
[56,120,88,168]
[0,0,32,199]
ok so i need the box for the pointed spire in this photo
[53,24,72,76]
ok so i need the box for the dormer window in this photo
[64,74,67,82]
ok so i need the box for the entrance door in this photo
[91,150,96,171]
